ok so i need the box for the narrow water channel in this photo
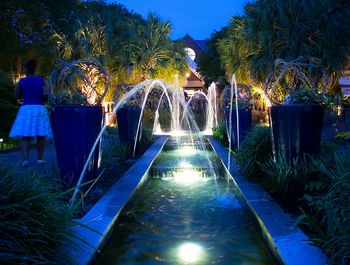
[95,139,277,265]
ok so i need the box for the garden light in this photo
[179,161,193,169]
[173,170,202,185]
[177,242,205,263]
[179,146,196,156]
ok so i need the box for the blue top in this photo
[18,76,45,105]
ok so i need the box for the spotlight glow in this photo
[177,242,204,263]
[174,170,202,185]
[179,146,197,156]
[179,161,193,168]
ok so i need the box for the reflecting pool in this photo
[95,139,277,265]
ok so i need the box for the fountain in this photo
[152,109,163,134]
[94,136,279,265]
[70,77,213,205]
[61,71,323,265]
[205,82,218,133]
[170,74,185,133]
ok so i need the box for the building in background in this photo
[181,34,208,96]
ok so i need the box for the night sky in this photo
[110,0,248,40]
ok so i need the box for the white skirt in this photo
[9,105,53,139]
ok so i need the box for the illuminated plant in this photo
[263,57,332,106]
[49,58,110,105]
[220,83,252,109]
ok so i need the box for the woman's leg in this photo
[37,136,45,161]
[22,137,31,161]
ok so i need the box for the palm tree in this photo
[128,14,183,80]
[218,16,256,84]
[197,27,228,87]
[219,0,350,86]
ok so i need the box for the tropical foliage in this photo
[0,163,80,265]
[0,0,187,129]
[0,0,79,79]
[235,124,272,179]
[50,3,187,101]
[197,28,228,87]
[300,149,350,265]
[0,72,18,138]
[216,0,350,87]
[212,122,229,147]
[128,14,187,81]
[260,155,319,200]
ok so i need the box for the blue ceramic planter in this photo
[116,106,142,145]
[51,106,103,186]
[225,109,252,149]
[269,104,324,162]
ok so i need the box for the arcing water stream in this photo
[70,77,220,205]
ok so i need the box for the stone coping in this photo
[208,137,328,265]
[71,136,168,265]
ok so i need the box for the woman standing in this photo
[9,59,53,166]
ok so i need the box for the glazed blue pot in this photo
[116,106,142,145]
[225,109,252,149]
[51,106,103,186]
[269,104,324,162]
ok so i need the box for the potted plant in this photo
[221,83,252,149]
[264,57,333,162]
[49,58,110,186]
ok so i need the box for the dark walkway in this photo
[0,143,58,176]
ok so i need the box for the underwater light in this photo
[179,146,197,156]
[179,161,193,169]
[177,242,205,263]
[174,170,202,185]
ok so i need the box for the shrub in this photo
[235,124,272,179]
[104,137,131,162]
[103,126,153,162]
[137,127,153,154]
[0,71,18,136]
[260,156,317,200]
[0,163,79,264]
[300,149,350,265]
[50,90,89,106]
[212,122,228,147]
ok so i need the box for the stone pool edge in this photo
[71,136,168,265]
[208,136,328,265]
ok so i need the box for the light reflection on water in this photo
[95,143,277,265]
